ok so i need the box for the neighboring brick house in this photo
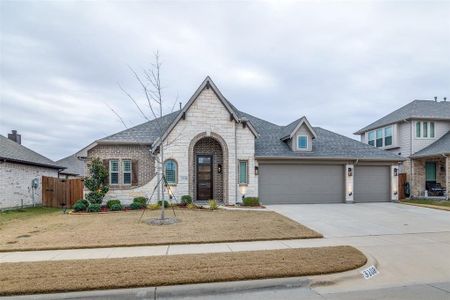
[0,131,64,209]
[355,98,450,198]
[77,77,402,205]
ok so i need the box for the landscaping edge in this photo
[401,202,450,211]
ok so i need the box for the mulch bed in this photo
[0,246,366,296]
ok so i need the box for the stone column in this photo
[345,164,354,203]
[391,165,399,202]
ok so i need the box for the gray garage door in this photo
[259,164,344,204]
[354,166,390,202]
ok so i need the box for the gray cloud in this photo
[1,0,450,160]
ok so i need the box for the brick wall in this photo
[0,162,58,209]
[87,144,155,189]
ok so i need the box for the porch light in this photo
[239,185,247,201]
[255,166,259,175]
[218,164,222,174]
[393,168,398,176]
[347,167,353,177]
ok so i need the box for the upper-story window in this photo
[367,125,393,148]
[297,135,308,150]
[416,121,435,138]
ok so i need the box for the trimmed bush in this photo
[208,199,218,210]
[110,203,123,211]
[243,197,260,207]
[86,192,104,205]
[147,203,160,210]
[181,195,193,205]
[187,203,196,209]
[73,201,87,212]
[157,200,169,208]
[106,199,121,209]
[87,204,101,213]
[130,202,144,210]
[133,197,147,206]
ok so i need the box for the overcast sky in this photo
[1,0,450,161]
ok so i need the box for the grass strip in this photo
[0,246,366,296]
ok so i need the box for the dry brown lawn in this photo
[0,246,366,296]
[0,208,321,251]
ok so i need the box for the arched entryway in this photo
[188,133,228,202]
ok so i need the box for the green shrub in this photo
[73,201,87,212]
[74,199,89,207]
[157,200,169,208]
[147,203,160,210]
[106,199,121,209]
[181,195,193,205]
[133,197,147,206]
[187,203,196,209]
[243,197,260,207]
[84,157,109,204]
[87,204,101,213]
[110,203,123,211]
[130,202,144,210]
[208,199,218,210]
[86,192,104,205]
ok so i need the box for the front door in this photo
[425,162,437,183]
[197,155,213,200]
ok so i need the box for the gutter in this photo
[0,157,66,170]
[255,156,405,162]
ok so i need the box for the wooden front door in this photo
[197,155,213,200]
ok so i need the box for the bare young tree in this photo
[111,52,183,222]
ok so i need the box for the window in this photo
[297,135,308,149]
[164,159,177,184]
[416,121,435,138]
[239,160,248,184]
[123,160,132,184]
[376,129,383,147]
[368,131,375,146]
[384,126,392,146]
[109,160,119,185]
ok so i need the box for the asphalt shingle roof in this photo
[355,100,450,134]
[240,112,403,161]
[56,154,85,176]
[411,131,450,158]
[98,111,180,144]
[0,135,63,169]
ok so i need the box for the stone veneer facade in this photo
[86,87,258,205]
[0,162,58,209]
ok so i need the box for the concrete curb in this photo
[310,252,379,287]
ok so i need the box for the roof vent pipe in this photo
[434,96,437,102]
[444,97,447,102]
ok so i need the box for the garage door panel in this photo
[354,166,390,202]
[259,164,344,204]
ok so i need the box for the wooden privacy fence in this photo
[42,176,84,208]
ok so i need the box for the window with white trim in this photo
[416,121,435,138]
[123,159,132,185]
[376,129,383,147]
[239,160,248,185]
[384,126,393,146]
[368,131,375,146]
[109,160,119,185]
[297,135,308,150]
[367,125,393,148]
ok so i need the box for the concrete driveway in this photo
[268,203,450,293]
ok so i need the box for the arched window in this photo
[164,159,177,184]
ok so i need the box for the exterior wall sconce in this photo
[347,167,353,177]
[255,166,259,175]
[218,164,222,174]
[393,167,398,176]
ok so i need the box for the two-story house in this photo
[355,98,450,198]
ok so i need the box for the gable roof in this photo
[240,112,403,161]
[280,116,317,141]
[56,154,85,176]
[411,131,450,158]
[0,135,64,169]
[355,100,450,135]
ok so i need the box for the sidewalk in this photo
[0,237,350,263]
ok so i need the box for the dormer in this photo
[280,116,317,152]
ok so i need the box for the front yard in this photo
[0,246,366,296]
[402,199,450,211]
[0,207,321,251]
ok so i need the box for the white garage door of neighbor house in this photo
[258,164,345,204]
[354,165,390,202]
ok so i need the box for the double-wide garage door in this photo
[259,163,390,204]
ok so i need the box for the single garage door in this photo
[259,164,344,204]
[354,165,390,202]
